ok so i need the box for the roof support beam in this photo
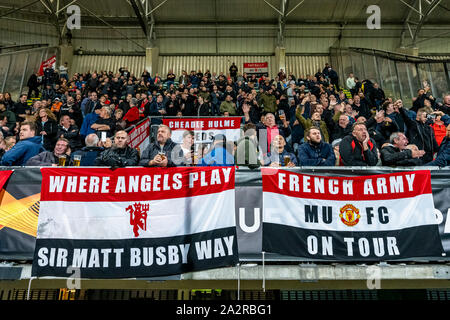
[399,0,443,47]
[263,0,306,47]
[277,0,289,47]
[40,0,64,44]
[129,0,149,38]
[75,1,146,50]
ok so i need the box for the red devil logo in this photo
[126,203,149,237]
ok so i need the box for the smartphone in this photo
[101,132,107,142]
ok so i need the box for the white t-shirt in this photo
[59,65,68,75]
[346,77,355,89]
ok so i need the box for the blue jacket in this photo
[298,141,336,166]
[426,137,450,167]
[1,136,45,166]
[71,146,104,166]
[80,112,99,138]
[198,146,235,166]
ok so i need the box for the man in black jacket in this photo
[139,124,177,167]
[27,72,40,98]
[381,132,425,166]
[57,115,82,151]
[95,130,139,167]
[339,122,379,166]
[330,114,352,142]
[399,105,438,163]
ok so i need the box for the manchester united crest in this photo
[126,203,149,237]
[339,204,360,227]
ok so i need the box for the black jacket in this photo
[94,146,139,167]
[57,124,82,151]
[380,145,422,167]
[139,139,178,167]
[36,119,58,151]
[399,107,438,163]
[339,135,379,166]
[330,122,352,142]
[366,117,399,149]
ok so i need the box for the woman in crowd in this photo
[35,107,58,151]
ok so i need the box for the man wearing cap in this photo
[198,134,234,166]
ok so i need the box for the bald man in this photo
[95,130,139,167]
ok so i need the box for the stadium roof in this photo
[1,0,449,48]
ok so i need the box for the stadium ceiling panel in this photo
[0,0,449,43]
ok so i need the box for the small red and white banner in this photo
[128,118,150,151]
[38,55,56,76]
[262,169,444,260]
[163,117,242,148]
[243,62,269,77]
[32,167,238,278]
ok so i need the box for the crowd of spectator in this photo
[0,62,449,168]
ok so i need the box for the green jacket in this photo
[295,109,330,143]
[258,93,277,113]
[220,101,237,115]
[198,91,210,102]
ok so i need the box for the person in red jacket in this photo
[430,111,449,146]
[123,98,140,126]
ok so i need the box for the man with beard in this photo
[139,124,177,167]
[339,122,379,166]
[94,130,139,167]
[298,127,336,166]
